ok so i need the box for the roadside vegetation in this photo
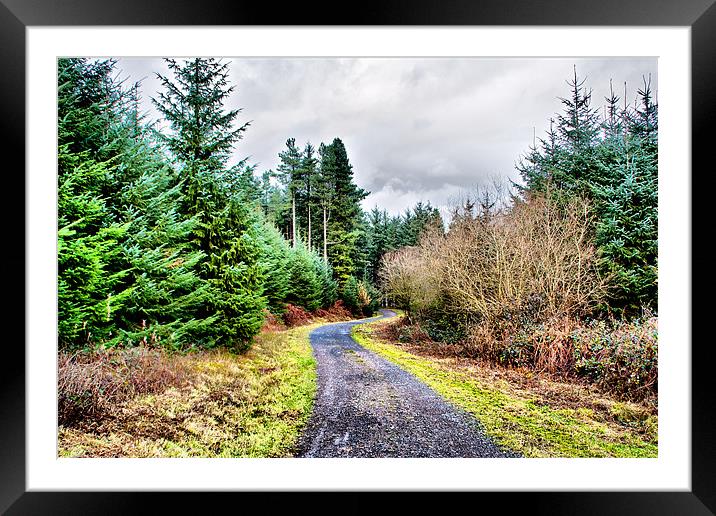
[354,316,657,458]
[58,314,344,457]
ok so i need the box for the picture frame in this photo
[2,0,712,513]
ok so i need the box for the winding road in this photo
[295,309,515,458]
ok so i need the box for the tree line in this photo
[379,67,658,396]
[517,67,657,315]
[58,57,439,352]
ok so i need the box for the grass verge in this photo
[58,324,319,458]
[352,316,657,458]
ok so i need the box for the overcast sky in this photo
[115,57,657,217]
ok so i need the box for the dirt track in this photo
[295,310,515,458]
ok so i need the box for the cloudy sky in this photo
[115,57,657,217]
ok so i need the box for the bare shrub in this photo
[439,191,605,325]
[379,245,438,321]
[377,185,656,401]
[380,185,610,355]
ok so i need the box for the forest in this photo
[58,57,658,458]
[58,57,443,352]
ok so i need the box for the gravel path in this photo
[296,309,516,458]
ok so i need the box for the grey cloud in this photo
[115,56,657,216]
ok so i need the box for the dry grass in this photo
[58,347,195,427]
[58,324,320,458]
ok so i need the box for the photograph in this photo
[56,55,659,460]
[3,5,709,511]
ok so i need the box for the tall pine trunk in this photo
[292,193,297,249]
[308,205,312,251]
[323,206,328,263]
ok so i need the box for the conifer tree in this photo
[301,142,318,251]
[316,138,368,286]
[153,58,266,348]
[57,58,134,348]
[277,138,303,248]
[516,69,658,315]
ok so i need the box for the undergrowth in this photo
[58,324,319,458]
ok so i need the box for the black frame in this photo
[2,1,712,513]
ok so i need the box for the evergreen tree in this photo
[592,78,658,312]
[517,69,658,315]
[153,58,266,348]
[313,254,339,308]
[58,145,130,348]
[285,245,322,311]
[57,58,134,349]
[116,132,214,349]
[301,142,319,252]
[58,58,218,350]
[255,220,292,314]
[277,138,303,248]
[316,138,368,286]
[363,203,444,285]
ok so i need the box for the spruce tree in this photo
[516,69,658,315]
[57,58,134,349]
[153,58,266,348]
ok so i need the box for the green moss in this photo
[352,321,657,458]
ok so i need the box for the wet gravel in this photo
[296,309,517,458]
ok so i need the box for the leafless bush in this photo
[440,191,605,324]
[380,186,608,365]
[379,245,438,321]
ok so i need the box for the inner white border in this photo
[27,26,691,491]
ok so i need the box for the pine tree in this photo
[516,69,658,315]
[315,138,368,286]
[301,142,318,252]
[316,142,337,263]
[153,58,266,348]
[277,138,303,249]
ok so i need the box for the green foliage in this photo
[364,202,444,285]
[421,313,467,344]
[517,70,658,315]
[572,314,658,400]
[153,58,267,348]
[59,57,397,354]
[255,221,292,314]
[317,139,369,285]
[57,59,136,349]
[313,254,338,308]
[285,246,323,312]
